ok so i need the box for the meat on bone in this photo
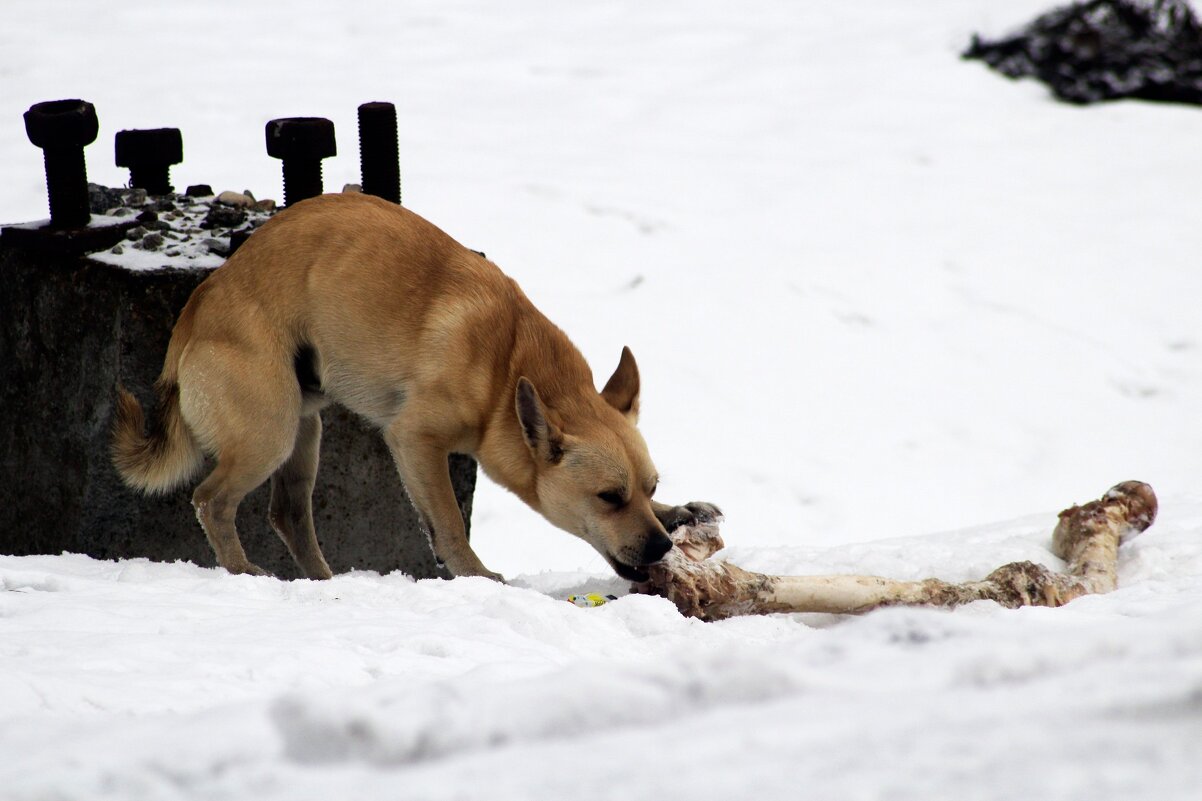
[636,481,1157,622]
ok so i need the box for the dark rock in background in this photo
[201,203,245,229]
[88,183,125,214]
[965,0,1202,105]
[0,206,476,580]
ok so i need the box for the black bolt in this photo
[23,99,99,228]
[358,102,401,204]
[265,117,336,207]
[115,128,183,195]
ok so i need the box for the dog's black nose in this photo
[640,530,673,564]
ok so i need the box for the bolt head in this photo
[24,99,99,149]
[115,128,183,168]
[265,117,337,161]
[358,101,397,120]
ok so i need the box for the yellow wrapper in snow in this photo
[567,593,617,607]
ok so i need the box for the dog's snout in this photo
[641,530,673,564]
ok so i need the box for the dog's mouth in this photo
[605,553,651,583]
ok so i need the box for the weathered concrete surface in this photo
[0,238,476,579]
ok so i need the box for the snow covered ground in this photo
[2,0,1201,798]
[3,514,1201,800]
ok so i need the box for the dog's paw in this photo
[447,564,507,583]
[656,501,724,532]
[225,562,271,577]
[480,569,507,584]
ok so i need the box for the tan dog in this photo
[112,192,715,581]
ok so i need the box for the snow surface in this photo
[3,512,1201,800]
[2,0,1201,798]
[85,193,273,273]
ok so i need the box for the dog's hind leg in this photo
[182,342,301,577]
[193,456,284,576]
[268,414,333,579]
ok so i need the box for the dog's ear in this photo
[515,377,564,464]
[600,346,640,423]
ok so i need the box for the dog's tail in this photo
[111,379,203,494]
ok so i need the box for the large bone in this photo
[636,481,1157,621]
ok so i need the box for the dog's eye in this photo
[597,490,625,507]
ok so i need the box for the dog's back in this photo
[188,195,507,413]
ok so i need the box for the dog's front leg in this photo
[652,500,723,533]
[385,426,503,581]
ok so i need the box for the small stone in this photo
[125,226,147,241]
[87,183,124,214]
[202,204,247,229]
[142,232,164,251]
[154,198,176,212]
[255,199,277,212]
[151,220,173,232]
[165,248,181,257]
[201,237,229,256]
[106,207,133,217]
[186,184,214,197]
[342,183,363,194]
[228,229,252,252]
[110,244,124,255]
[124,188,148,207]
[137,209,158,223]
[215,191,254,208]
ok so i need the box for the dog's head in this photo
[515,347,672,581]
